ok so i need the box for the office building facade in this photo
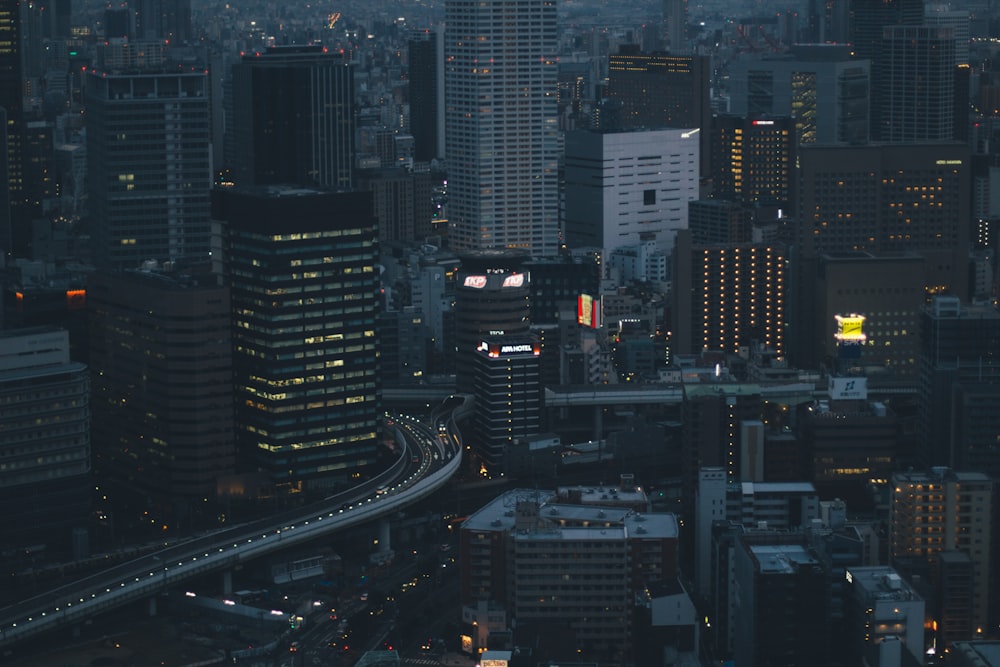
[0,328,90,554]
[710,114,795,209]
[564,128,699,256]
[88,268,235,501]
[727,45,869,146]
[881,26,956,143]
[217,187,381,492]
[444,0,559,257]
[890,468,993,642]
[231,46,355,190]
[407,29,443,163]
[0,0,26,257]
[791,142,970,369]
[454,253,531,392]
[86,67,211,269]
[606,48,710,176]
[671,230,787,357]
[916,296,1000,473]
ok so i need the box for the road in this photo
[0,404,467,650]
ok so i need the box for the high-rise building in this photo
[0,0,26,257]
[472,336,542,470]
[727,45,869,145]
[444,0,559,257]
[454,251,531,392]
[606,48,711,176]
[662,0,688,52]
[231,46,355,190]
[687,200,752,245]
[881,26,956,143]
[134,0,192,44]
[85,66,211,269]
[890,468,993,643]
[216,186,381,493]
[459,486,680,661]
[814,252,927,377]
[924,9,971,67]
[88,268,235,502]
[791,142,970,368]
[710,114,796,209]
[916,296,1000,473]
[407,29,443,163]
[564,128,699,256]
[356,166,434,244]
[671,230,787,357]
[0,328,90,555]
[848,0,923,141]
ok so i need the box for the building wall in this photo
[444,0,559,256]
[86,69,211,269]
[218,187,381,492]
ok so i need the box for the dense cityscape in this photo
[0,0,999,665]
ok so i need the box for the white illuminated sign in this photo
[502,273,524,288]
[463,275,487,289]
[500,344,534,354]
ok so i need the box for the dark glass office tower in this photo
[231,46,355,190]
[86,66,211,269]
[216,187,381,493]
[407,29,442,163]
[848,0,923,141]
[0,0,25,257]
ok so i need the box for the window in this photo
[643,189,655,206]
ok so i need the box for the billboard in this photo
[834,314,866,342]
[477,340,540,358]
[577,294,601,329]
[828,376,868,401]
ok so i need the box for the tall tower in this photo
[0,0,25,258]
[407,28,443,163]
[88,268,235,502]
[217,187,382,493]
[662,0,688,53]
[848,0,924,141]
[86,65,212,269]
[882,26,956,143]
[231,46,355,190]
[444,0,559,257]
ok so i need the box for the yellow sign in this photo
[834,314,866,341]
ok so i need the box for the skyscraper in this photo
[0,0,25,257]
[727,45,869,145]
[671,230,787,357]
[231,46,355,190]
[217,187,381,493]
[88,268,235,502]
[662,0,688,52]
[848,0,924,141]
[710,115,795,209]
[791,142,970,368]
[444,0,559,257]
[882,26,956,143]
[407,29,443,163]
[916,296,1000,473]
[606,48,711,176]
[86,65,211,269]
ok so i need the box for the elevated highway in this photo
[0,408,463,649]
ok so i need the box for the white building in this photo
[444,0,559,257]
[564,128,699,257]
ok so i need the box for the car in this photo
[359,592,369,601]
